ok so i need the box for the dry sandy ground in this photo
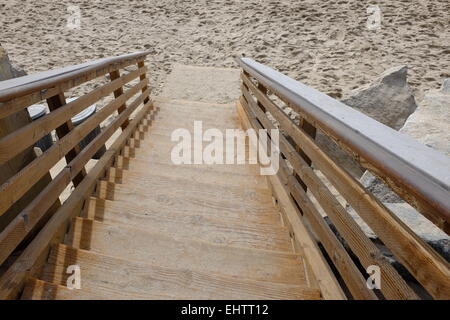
[0,0,449,101]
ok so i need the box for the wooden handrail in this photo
[0,51,153,298]
[0,51,151,103]
[236,58,450,233]
[236,58,450,300]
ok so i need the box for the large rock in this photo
[361,79,450,201]
[0,44,26,80]
[342,65,418,130]
[315,66,418,178]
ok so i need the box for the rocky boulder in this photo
[0,43,26,81]
[315,65,418,178]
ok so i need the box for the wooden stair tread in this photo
[67,218,303,283]
[103,168,268,196]
[85,196,282,228]
[72,214,290,251]
[39,244,320,300]
[107,161,266,189]
[131,138,251,160]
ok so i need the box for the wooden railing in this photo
[236,57,450,300]
[0,51,153,299]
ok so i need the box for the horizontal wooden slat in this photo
[241,75,450,299]
[0,92,152,299]
[241,84,418,300]
[0,87,151,268]
[0,66,147,165]
[0,78,148,218]
[0,56,146,120]
[237,58,450,234]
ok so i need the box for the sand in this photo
[1,0,449,101]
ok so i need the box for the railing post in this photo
[46,92,86,187]
[295,117,316,192]
[256,83,267,113]
[109,69,129,130]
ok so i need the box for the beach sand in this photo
[1,0,449,101]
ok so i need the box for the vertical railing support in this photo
[46,92,86,187]
[137,60,150,105]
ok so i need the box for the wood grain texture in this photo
[67,217,303,283]
[236,99,344,300]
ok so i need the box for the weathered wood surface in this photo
[0,67,147,164]
[238,62,450,300]
[39,244,319,300]
[240,77,420,299]
[237,58,450,234]
[0,94,152,299]
[67,217,304,283]
[18,90,318,300]
[236,99,346,300]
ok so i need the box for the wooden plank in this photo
[137,61,150,105]
[236,99,345,300]
[0,79,148,218]
[67,217,303,283]
[85,194,281,228]
[240,85,376,299]
[79,199,291,251]
[0,94,150,282]
[241,85,419,299]
[21,278,107,300]
[243,75,450,299]
[40,244,320,300]
[287,176,378,300]
[108,160,266,189]
[0,66,147,164]
[46,92,86,187]
[94,179,278,220]
[0,57,146,120]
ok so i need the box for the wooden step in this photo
[67,218,302,283]
[106,161,266,189]
[40,244,320,300]
[70,214,291,253]
[85,196,282,228]
[95,178,277,215]
[131,137,252,161]
[22,279,99,300]
[154,98,235,112]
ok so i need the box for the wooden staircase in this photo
[21,97,320,300]
[3,55,448,300]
